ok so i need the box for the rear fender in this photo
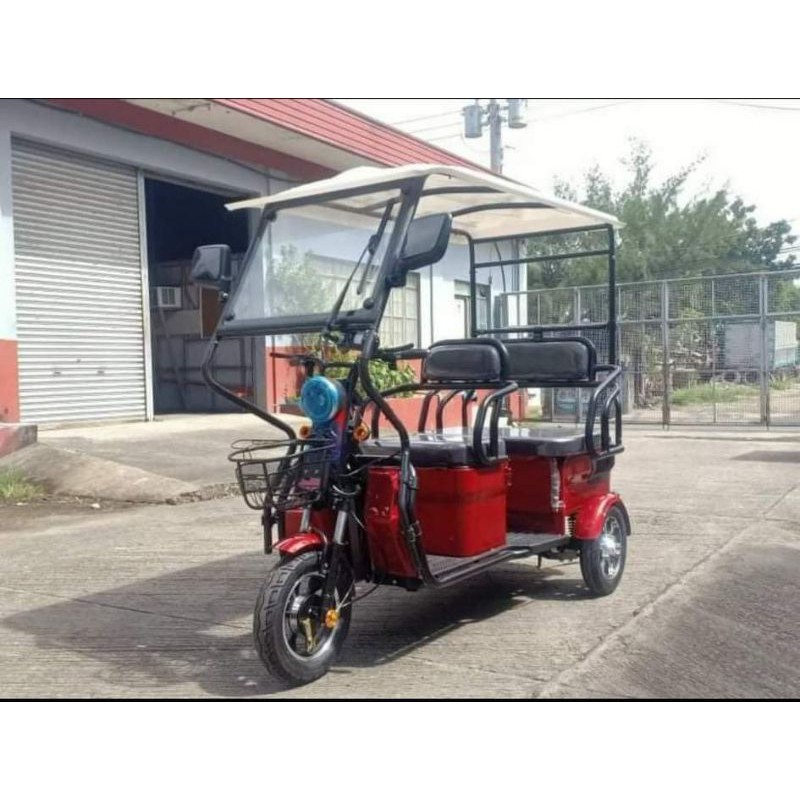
[573,494,630,541]
[274,532,327,557]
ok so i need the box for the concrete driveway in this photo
[0,429,798,698]
[39,413,301,486]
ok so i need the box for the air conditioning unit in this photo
[152,286,182,310]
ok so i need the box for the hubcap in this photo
[282,572,337,661]
[597,515,624,580]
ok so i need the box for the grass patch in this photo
[0,469,44,503]
[671,382,760,407]
[770,376,796,392]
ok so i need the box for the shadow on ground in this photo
[2,553,589,697]
[733,450,800,463]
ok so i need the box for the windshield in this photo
[225,191,401,331]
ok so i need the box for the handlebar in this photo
[377,347,428,361]
[270,344,427,373]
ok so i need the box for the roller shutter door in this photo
[11,139,147,423]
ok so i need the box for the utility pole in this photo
[463,99,528,175]
[488,99,503,174]
[463,99,530,309]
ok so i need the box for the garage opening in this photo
[144,177,254,413]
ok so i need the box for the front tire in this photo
[580,505,628,596]
[254,551,352,686]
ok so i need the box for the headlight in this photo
[300,376,344,424]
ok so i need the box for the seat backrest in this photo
[504,339,596,385]
[422,338,508,384]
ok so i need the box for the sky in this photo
[340,99,800,231]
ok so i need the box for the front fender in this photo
[274,532,326,557]
[573,494,630,541]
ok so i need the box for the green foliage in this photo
[367,358,418,394]
[531,141,797,289]
[671,381,759,407]
[770,278,800,314]
[267,245,337,347]
[770,376,796,392]
[308,339,417,395]
[267,244,336,317]
[671,376,799,408]
[0,470,43,503]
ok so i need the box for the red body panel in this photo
[364,462,509,578]
[283,508,336,539]
[274,532,327,557]
[507,454,616,540]
[506,456,556,532]
[415,463,509,556]
[574,493,628,540]
[364,467,418,579]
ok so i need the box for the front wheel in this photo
[253,551,352,686]
[580,505,628,596]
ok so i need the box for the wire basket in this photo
[228,438,337,511]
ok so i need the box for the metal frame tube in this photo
[474,248,612,270]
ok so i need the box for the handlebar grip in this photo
[377,348,428,361]
[380,342,415,354]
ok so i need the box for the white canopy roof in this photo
[227,164,620,240]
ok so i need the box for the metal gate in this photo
[499,269,800,427]
[11,139,147,424]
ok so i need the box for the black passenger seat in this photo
[360,432,506,468]
[361,338,513,468]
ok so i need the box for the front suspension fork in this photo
[320,505,351,612]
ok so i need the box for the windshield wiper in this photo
[356,202,394,296]
[323,203,394,336]
[322,239,372,339]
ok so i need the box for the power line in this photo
[418,100,633,140]
[401,100,631,134]
[395,99,800,136]
[714,100,800,112]
[401,119,463,135]
[427,132,463,142]
[388,108,463,127]
[529,100,632,121]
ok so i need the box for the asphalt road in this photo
[1,431,799,698]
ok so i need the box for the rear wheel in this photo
[254,552,353,686]
[580,505,627,596]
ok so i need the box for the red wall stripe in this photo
[213,99,482,169]
[0,339,20,423]
[45,100,335,182]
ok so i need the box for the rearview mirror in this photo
[399,213,452,272]
[190,244,232,292]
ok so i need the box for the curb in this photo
[0,443,201,504]
[0,424,38,458]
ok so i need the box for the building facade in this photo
[0,99,523,424]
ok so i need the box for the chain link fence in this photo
[498,269,800,426]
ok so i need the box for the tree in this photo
[529,140,797,290]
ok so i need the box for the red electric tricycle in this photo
[192,164,629,686]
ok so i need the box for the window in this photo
[455,280,490,336]
[381,274,420,347]
[300,254,419,348]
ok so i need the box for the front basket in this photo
[228,437,336,511]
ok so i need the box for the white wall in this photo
[0,127,15,340]
[419,239,524,347]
